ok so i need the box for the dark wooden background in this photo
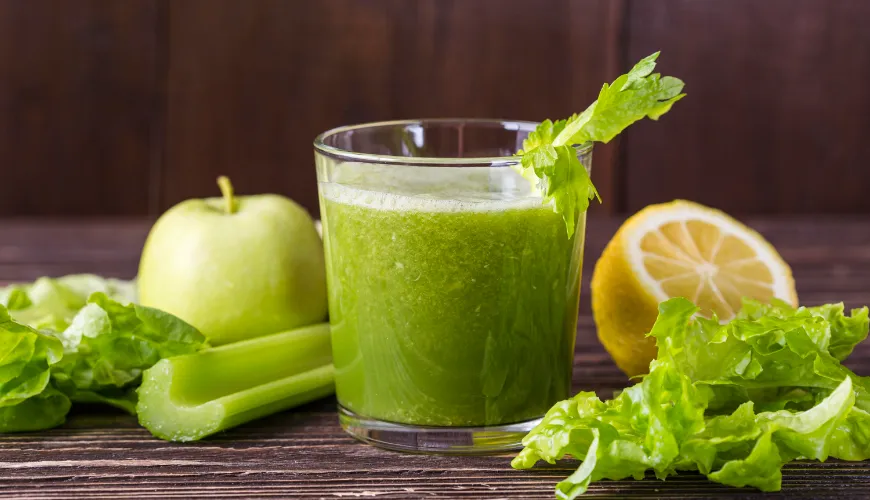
[1,0,868,218]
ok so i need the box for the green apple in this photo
[138,177,327,345]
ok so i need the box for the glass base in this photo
[338,405,540,455]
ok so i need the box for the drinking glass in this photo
[314,119,592,454]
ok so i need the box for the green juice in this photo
[320,169,584,427]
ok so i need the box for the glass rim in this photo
[313,118,592,167]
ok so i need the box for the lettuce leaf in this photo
[0,305,70,432]
[513,298,870,498]
[50,293,207,413]
[0,385,71,433]
[0,276,205,431]
[1,274,137,331]
[738,299,870,361]
[658,299,870,414]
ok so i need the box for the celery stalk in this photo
[137,322,334,441]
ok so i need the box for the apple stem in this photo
[217,176,237,214]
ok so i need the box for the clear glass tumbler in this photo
[314,119,591,454]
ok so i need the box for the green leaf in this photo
[707,431,785,492]
[55,274,137,306]
[514,298,870,497]
[556,61,685,146]
[757,376,854,461]
[555,428,601,499]
[0,286,31,310]
[0,305,70,433]
[703,378,854,491]
[679,402,762,474]
[2,276,203,418]
[827,406,870,461]
[0,385,70,433]
[515,52,684,236]
[737,299,869,361]
[644,297,870,416]
[0,305,64,407]
[50,293,207,408]
[1,275,137,331]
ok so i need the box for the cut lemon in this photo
[591,200,797,377]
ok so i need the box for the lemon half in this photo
[591,200,798,376]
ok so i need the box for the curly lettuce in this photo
[513,298,870,498]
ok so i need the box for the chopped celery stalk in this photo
[137,322,334,441]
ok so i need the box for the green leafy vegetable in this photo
[513,298,870,498]
[50,293,207,413]
[0,386,71,433]
[516,52,685,236]
[1,274,137,331]
[137,322,334,441]
[0,275,205,432]
[0,305,70,432]
[738,298,870,361]
[2,273,331,440]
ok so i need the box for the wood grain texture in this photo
[161,0,619,217]
[0,218,149,280]
[3,217,870,497]
[0,0,161,216]
[622,0,870,215]
[570,0,625,215]
[3,1,870,217]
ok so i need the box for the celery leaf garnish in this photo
[517,52,685,236]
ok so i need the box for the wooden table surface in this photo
[2,216,870,499]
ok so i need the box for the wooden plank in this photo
[0,219,151,261]
[0,0,162,216]
[162,0,620,217]
[570,0,627,215]
[621,0,870,215]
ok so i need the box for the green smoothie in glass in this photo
[314,52,685,454]
[314,121,592,454]
[320,166,585,428]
